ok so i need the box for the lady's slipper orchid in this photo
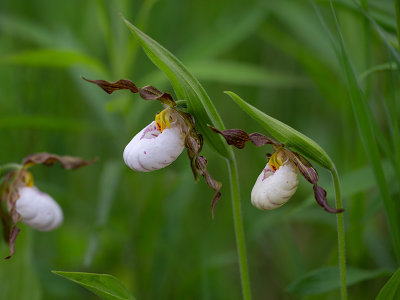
[123,108,187,172]
[210,127,343,214]
[16,186,63,231]
[251,152,298,210]
[83,77,222,216]
[0,152,94,258]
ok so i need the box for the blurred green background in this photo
[0,0,399,299]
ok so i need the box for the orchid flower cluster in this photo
[210,127,343,213]
[0,153,93,258]
[82,77,222,214]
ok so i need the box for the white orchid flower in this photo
[123,108,186,172]
[251,160,298,210]
[15,186,63,231]
[83,77,222,214]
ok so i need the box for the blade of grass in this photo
[326,1,400,264]
[359,62,397,81]
[376,268,400,299]
[287,266,392,296]
[395,0,400,46]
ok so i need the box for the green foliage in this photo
[1,0,400,299]
[376,268,400,300]
[287,266,392,296]
[52,271,134,300]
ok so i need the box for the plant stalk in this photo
[0,163,22,177]
[395,0,400,47]
[227,156,252,300]
[332,168,347,300]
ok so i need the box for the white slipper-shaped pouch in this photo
[123,120,185,172]
[16,186,63,231]
[251,161,299,210]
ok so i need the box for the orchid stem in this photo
[332,168,347,300]
[0,163,22,177]
[227,155,252,300]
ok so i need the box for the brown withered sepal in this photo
[82,77,176,107]
[23,153,95,170]
[209,126,282,149]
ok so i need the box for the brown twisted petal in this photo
[185,130,222,218]
[314,186,344,214]
[22,153,95,170]
[4,226,20,259]
[208,126,281,149]
[82,77,176,107]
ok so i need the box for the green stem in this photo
[227,156,252,300]
[395,0,400,47]
[0,163,22,177]
[332,168,347,300]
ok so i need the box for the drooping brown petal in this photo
[314,186,344,214]
[290,151,319,185]
[81,77,139,94]
[185,129,222,217]
[194,156,222,218]
[208,126,281,149]
[249,133,281,147]
[22,153,95,170]
[4,225,20,259]
[287,150,342,214]
[208,127,251,149]
[82,77,176,107]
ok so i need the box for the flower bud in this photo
[15,186,63,231]
[123,120,185,172]
[251,160,298,210]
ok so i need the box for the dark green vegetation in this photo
[1,0,400,299]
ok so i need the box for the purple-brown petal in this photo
[314,186,344,214]
[22,153,95,170]
[81,77,139,94]
[4,226,20,259]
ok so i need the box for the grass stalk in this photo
[227,155,252,300]
[329,0,400,263]
[331,168,347,300]
[0,163,22,177]
[395,0,400,47]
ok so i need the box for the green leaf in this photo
[324,0,400,262]
[224,91,334,170]
[359,62,397,81]
[52,271,134,300]
[287,266,392,296]
[122,17,232,159]
[376,268,400,300]
[0,49,107,76]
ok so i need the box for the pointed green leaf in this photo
[376,268,400,300]
[287,266,392,296]
[52,271,135,300]
[122,17,232,159]
[224,91,334,170]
